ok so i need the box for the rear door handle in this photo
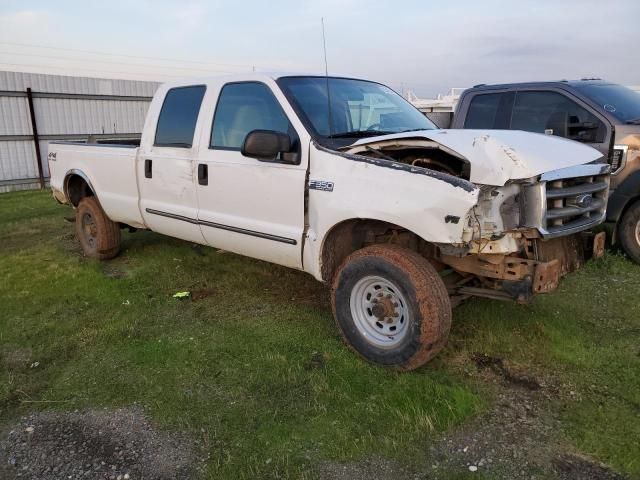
[144,159,152,178]
[198,163,208,186]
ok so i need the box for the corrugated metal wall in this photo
[0,71,157,96]
[0,71,159,193]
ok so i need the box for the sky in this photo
[0,0,638,97]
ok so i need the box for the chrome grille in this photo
[544,175,608,236]
[522,163,610,238]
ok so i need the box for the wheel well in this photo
[620,195,640,221]
[65,174,95,207]
[319,219,439,282]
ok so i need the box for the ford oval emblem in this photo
[575,194,593,208]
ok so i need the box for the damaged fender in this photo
[303,143,480,281]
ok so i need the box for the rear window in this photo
[464,93,501,128]
[154,85,206,147]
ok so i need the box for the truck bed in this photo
[48,141,146,229]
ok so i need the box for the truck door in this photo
[194,81,306,269]
[137,85,206,244]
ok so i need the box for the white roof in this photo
[159,72,374,89]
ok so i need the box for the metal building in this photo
[0,71,159,193]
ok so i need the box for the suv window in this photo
[211,82,293,149]
[154,85,206,147]
[511,91,605,143]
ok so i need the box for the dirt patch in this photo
[423,359,629,480]
[321,353,629,479]
[0,407,205,480]
[58,231,83,257]
[427,387,557,478]
[317,388,561,480]
[472,353,541,390]
[190,288,218,302]
[552,454,627,480]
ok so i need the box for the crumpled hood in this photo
[350,129,604,186]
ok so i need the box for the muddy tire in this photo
[75,196,121,260]
[331,244,452,371]
[618,200,640,264]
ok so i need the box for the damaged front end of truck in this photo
[439,163,610,303]
[344,132,610,303]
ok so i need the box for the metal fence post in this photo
[26,87,45,189]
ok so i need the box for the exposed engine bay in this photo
[345,139,471,180]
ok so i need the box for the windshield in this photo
[277,77,436,141]
[574,83,640,124]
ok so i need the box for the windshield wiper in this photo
[625,117,640,125]
[327,130,394,139]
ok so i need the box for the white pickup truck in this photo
[49,74,609,370]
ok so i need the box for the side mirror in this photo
[241,130,292,161]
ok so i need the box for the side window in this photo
[464,93,502,128]
[211,82,293,150]
[154,85,206,147]
[511,91,605,143]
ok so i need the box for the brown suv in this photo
[452,80,640,263]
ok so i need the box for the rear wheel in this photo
[618,200,640,264]
[331,244,452,370]
[75,196,121,260]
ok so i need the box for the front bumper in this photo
[442,231,606,303]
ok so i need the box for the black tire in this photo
[75,196,121,260]
[331,244,452,371]
[618,200,640,264]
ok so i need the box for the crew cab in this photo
[49,74,609,370]
[453,80,640,263]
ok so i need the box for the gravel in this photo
[0,363,628,480]
[424,356,628,480]
[318,458,415,480]
[321,355,629,480]
[427,387,560,479]
[0,407,204,480]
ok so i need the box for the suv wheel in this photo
[331,244,452,370]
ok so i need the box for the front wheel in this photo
[75,196,121,260]
[618,200,640,264]
[331,244,452,371]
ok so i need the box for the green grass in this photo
[450,256,640,475]
[1,189,639,479]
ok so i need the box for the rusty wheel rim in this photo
[81,212,98,250]
[349,275,409,348]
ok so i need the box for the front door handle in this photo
[144,159,152,178]
[198,163,208,186]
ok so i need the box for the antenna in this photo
[321,17,333,136]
